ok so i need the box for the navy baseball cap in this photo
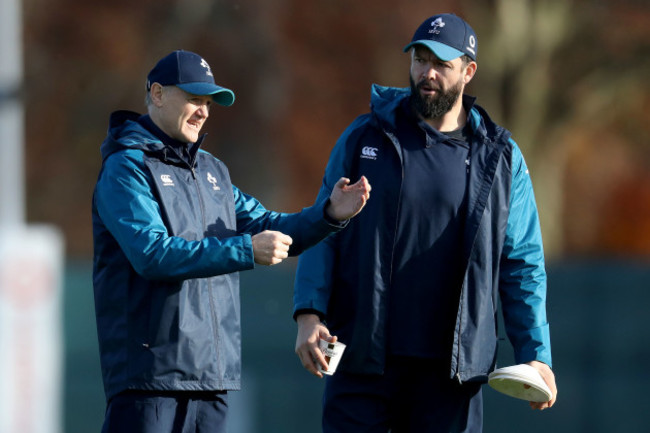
[146,50,235,106]
[403,13,477,61]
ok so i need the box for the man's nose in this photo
[197,104,210,118]
[422,64,438,81]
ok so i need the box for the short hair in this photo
[460,54,473,66]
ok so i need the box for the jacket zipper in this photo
[455,284,465,385]
[384,130,404,375]
[455,139,475,385]
[190,161,223,379]
[387,156,404,287]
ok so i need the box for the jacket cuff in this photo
[293,308,326,322]
[512,323,552,368]
[239,233,256,270]
[321,198,349,229]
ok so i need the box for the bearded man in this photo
[292,13,557,433]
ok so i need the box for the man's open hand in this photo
[326,176,371,221]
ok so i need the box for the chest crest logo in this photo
[207,172,220,190]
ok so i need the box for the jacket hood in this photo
[370,84,410,131]
[100,110,166,161]
[369,84,510,144]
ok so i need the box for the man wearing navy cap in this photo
[92,50,370,433]
[293,13,557,432]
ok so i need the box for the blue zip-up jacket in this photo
[93,110,343,400]
[293,85,551,382]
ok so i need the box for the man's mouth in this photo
[187,120,202,130]
[418,81,440,94]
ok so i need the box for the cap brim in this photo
[403,40,465,62]
[177,82,236,107]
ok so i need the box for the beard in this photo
[409,75,463,120]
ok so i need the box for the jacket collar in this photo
[137,114,204,167]
[100,110,205,167]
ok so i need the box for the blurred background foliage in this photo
[16,0,650,431]
[23,0,650,260]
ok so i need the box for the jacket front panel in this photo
[326,122,403,373]
[129,151,241,391]
[93,111,342,400]
[293,85,550,381]
[453,138,511,380]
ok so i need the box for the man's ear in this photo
[464,61,477,85]
[150,83,164,107]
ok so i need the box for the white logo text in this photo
[360,146,378,160]
[161,174,174,186]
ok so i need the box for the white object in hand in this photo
[317,339,346,375]
[488,364,553,402]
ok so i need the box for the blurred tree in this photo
[274,0,650,258]
[466,0,573,257]
[468,0,650,257]
[21,0,650,258]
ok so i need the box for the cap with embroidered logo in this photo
[403,13,477,62]
[146,50,235,106]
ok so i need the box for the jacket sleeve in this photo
[499,140,552,367]
[94,150,255,280]
[232,186,346,256]
[292,119,361,317]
